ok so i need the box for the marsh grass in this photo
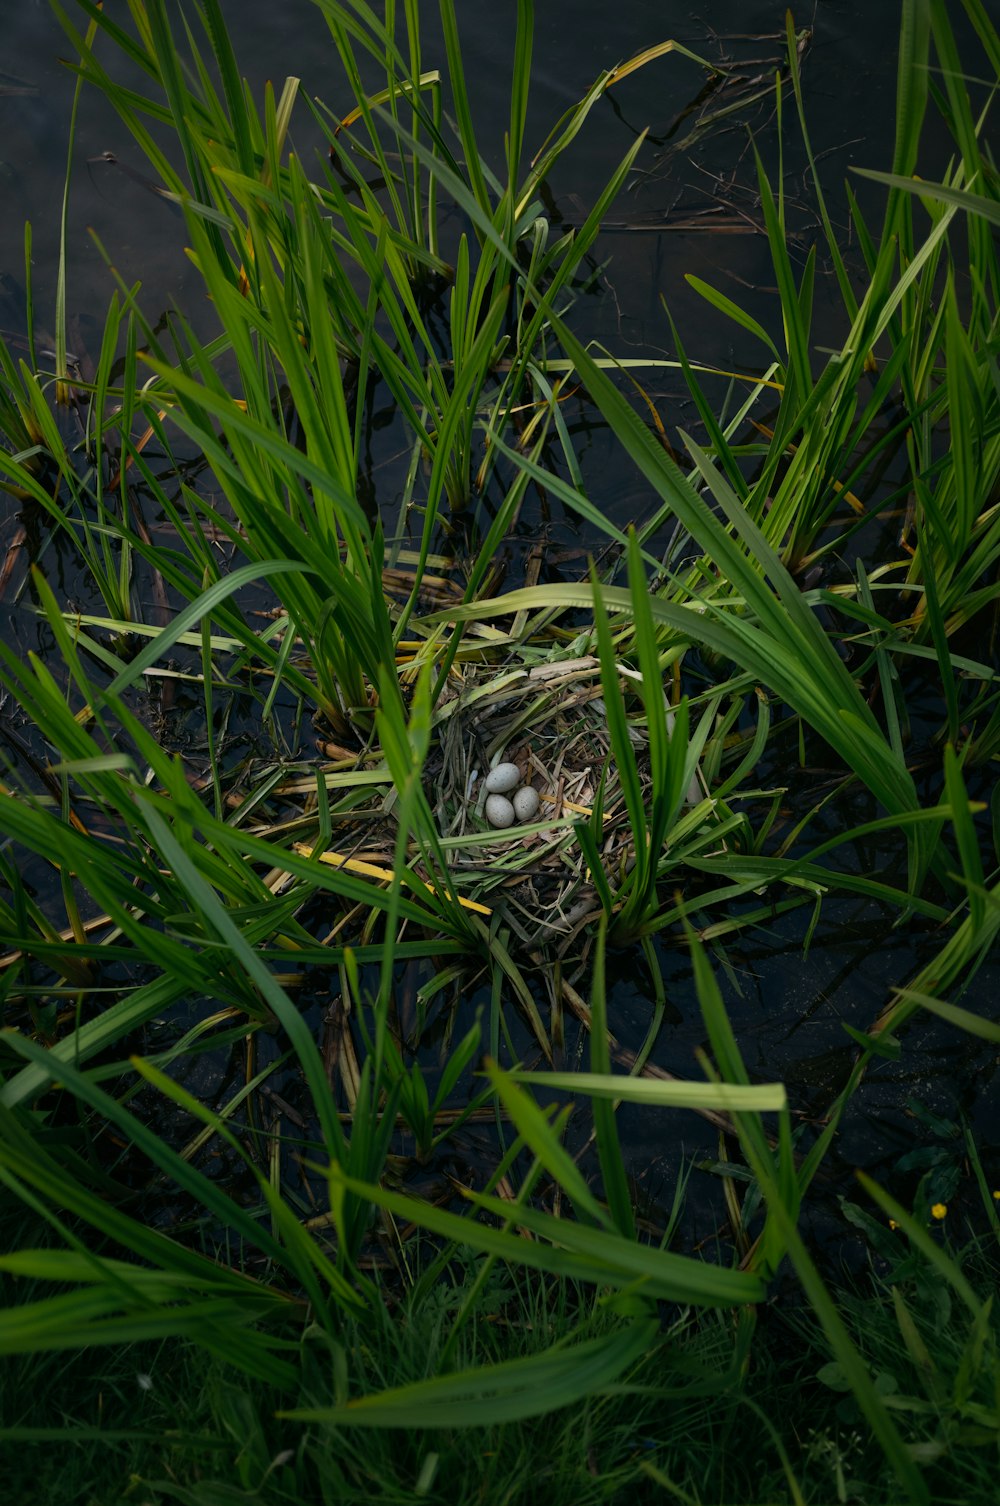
[4,1225,997,1505]
[0,1,998,1501]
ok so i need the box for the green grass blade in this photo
[281,1320,658,1428]
[588,916,635,1238]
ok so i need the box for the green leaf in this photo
[281,1320,659,1428]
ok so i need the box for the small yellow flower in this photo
[993,1190,1000,1201]
[888,1219,899,1230]
[931,1203,948,1220]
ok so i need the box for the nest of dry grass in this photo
[419,650,652,952]
[303,628,662,956]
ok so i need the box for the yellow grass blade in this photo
[294,844,492,915]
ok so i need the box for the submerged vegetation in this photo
[0,0,998,1500]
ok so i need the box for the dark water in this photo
[1,2,996,1246]
[0,2,919,351]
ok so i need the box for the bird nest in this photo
[414,651,652,953]
[303,634,670,957]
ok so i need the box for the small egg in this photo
[484,761,521,795]
[512,785,540,822]
[485,793,516,829]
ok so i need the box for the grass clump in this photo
[0,1,998,1503]
[4,1229,998,1504]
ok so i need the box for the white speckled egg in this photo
[484,761,521,795]
[485,793,516,828]
[512,785,540,822]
